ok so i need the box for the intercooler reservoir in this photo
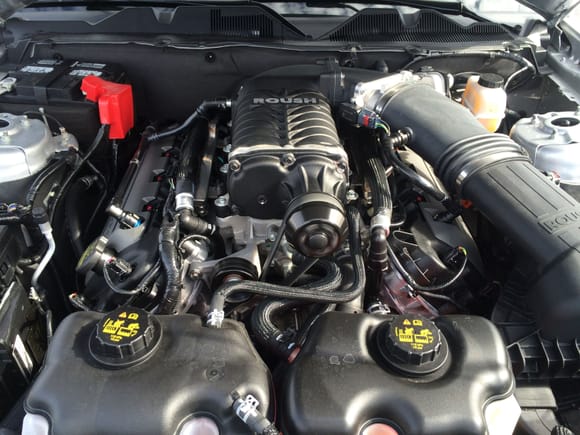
[461,74,507,132]
[281,312,519,435]
[24,309,272,435]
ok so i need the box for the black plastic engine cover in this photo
[281,312,515,435]
[25,312,272,435]
[229,81,348,219]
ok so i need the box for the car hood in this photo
[517,0,580,22]
[0,0,579,22]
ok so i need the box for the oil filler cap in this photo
[89,307,162,368]
[376,314,448,376]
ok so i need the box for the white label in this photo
[69,69,103,77]
[20,66,54,74]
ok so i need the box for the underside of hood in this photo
[0,0,33,21]
[517,0,580,22]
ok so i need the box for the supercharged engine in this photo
[1,48,580,435]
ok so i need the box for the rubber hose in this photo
[251,298,304,358]
[158,218,182,314]
[366,157,393,215]
[179,209,214,235]
[49,124,108,225]
[251,260,337,358]
[65,175,99,258]
[25,157,69,206]
[379,130,447,202]
[0,214,23,224]
[148,99,230,142]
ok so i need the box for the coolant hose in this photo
[208,207,365,328]
[65,175,99,258]
[179,209,214,236]
[251,298,303,358]
[375,83,580,339]
[158,218,182,314]
[148,99,231,142]
[251,260,337,358]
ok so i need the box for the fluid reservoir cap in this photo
[89,307,162,369]
[478,73,504,89]
[376,314,448,376]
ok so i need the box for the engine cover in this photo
[228,84,348,219]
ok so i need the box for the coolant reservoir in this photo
[461,73,507,132]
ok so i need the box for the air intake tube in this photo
[359,78,580,339]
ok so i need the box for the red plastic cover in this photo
[81,76,134,139]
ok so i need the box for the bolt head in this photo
[229,159,241,173]
[281,153,296,168]
[346,190,359,202]
[336,160,348,174]
[215,196,228,207]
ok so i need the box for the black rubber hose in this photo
[65,175,99,258]
[179,209,214,236]
[251,298,304,359]
[158,218,182,314]
[25,157,70,206]
[208,207,365,326]
[148,99,230,142]
[0,214,23,224]
[366,156,393,216]
[177,129,196,181]
[49,124,108,225]
[369,227,389,273]
[251,259,335,358]
[378,129,447,202]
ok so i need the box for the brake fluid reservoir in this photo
[461,73,507,132]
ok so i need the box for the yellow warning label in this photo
[395,325,434,350]
[403,319,411,326]
[117,312,139,320]
[101,313,141,342]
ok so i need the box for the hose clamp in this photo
[207,309,225,328]
[233,394,260,423]
[175,192,194,212]
[370,208,392,233]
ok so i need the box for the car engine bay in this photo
[0,5,579,434]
